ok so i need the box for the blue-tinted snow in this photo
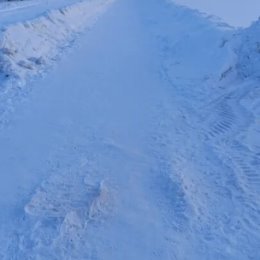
[0,0,259,259]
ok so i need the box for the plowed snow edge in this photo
[0,0,115,88]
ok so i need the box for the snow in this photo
[172,0,260,27]
[0,0,115,89]
[235,20,260,79]
[0,0,82,25]
[0,0,260,259]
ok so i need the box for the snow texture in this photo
[172,0,260,27]
[0,0,260,259]
[0,0,114,88]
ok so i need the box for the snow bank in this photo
[234,19,260,79]
[155,1,236,84]
[0,0,114,88]
[166,1,260,83]
[172,0,260,27]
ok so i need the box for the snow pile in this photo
[0,0,114,88]
[154,1,236,87]
[168,1,260,82]
[234,19,260,79]
[172,0,260,28]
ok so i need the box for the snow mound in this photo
[22,168,114,259]
[234,19,260,79]
[25,174,112,221]
[0,0,114,88]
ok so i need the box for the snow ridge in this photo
[235,19,260,79]
[0,0,114,88]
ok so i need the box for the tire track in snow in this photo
[152,24,260,256]
[195,81,260,257]
[205,100,236,139]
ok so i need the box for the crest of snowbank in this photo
[172,0,260,28]
[234,19,260,79]
[167,0,260,83]
[0,0,115,88]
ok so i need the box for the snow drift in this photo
[234,19,260,79]
[0,0,114,88]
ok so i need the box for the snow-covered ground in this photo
[0,0,115,86]
[172,0,260,27]
[0,0,115,130]
[0,0,260,259]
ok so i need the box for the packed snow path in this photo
[0,0,260,259]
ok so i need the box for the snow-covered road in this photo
[0,0,260,259]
